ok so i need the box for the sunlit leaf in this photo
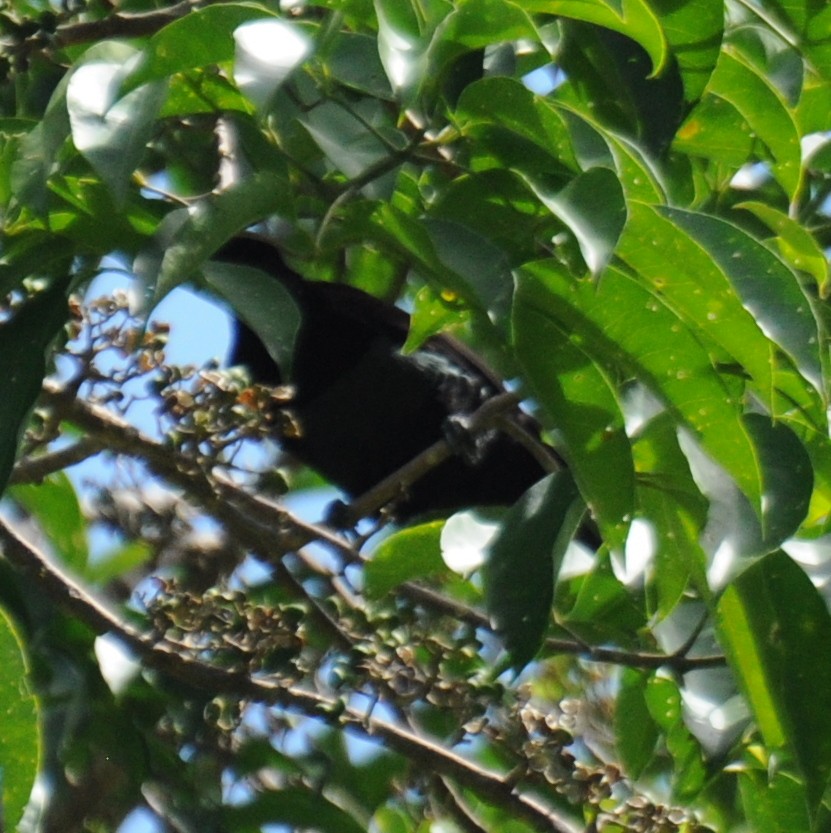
[663,207,823,396]
[234,19,313,110]
[633,413,710,615]
[735,200,829,297]
[616,669,658,778]
[706,48,802,200]
[10,473,88,573]
[524,167,627,275]
[365,521,447,598]
[718,551,831,813]
[0,608,39,831]
[67,57,167,206]
[126,4,276,89]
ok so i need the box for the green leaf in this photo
[0,281,69,496]
[649,0,722,102]
[85,540,154,585]
[644,675,706,799]
[706,48,802,200]
[365,521,447,599]
[0,607,40,831]
[147,173,296,302]
[525,0,668,76]
[325,32,394,100]
[514,274,634,547]
[421,218,514,324]
[633,413,709,615]
[9,472,88,573]
[743,413,813,548]
[300,99,402,196]
[764,1,831,85]
[455,76,578,174]
[484,472,582,669]
[735,200,830,297]
[524,167,627,275]
[717,551,831,813]
[618,204,825,427]
[517,259,762,513]
[427,0,539,83]
[126,3,276,89]
[739,768,813,833]
[662,207,823,396]
[616,669,658,778]
[202,260,301,381]
[66,58,167,207]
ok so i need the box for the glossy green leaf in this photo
[743,413,813,548]
[619,204,824,427]
[633,413,710,615]
[603,131,665,202]
[427,0,538,83]
[765,1,831,83]
[9,473,88,573]
[524,167,627,275]
[373,0,435,97]
[455,76,578,173]
[148,173,295,301]
[616,669,658,778]
[718,551,831,812]
[325,32,394,100]
[0,282,70,496]
[645,675,707,799]
[674,93,755,167]
[66,58,167,206]
[421,217,514,324]
[514,272,634,547]
[0,607,40,832]
[650,0,722,102]
[517,259,761,521]
[663,207,823,396]
[301,99,402,193]
[735,200,829,297]
[706,48,802,200]
[739,768,813,833]
[430,170,548,260]
[126,3,275,89]
[524,0,668,76]
[365,521,447,599]
[563,555,646,640]
[484,472,582,669]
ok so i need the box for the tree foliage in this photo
[1,1,831,831]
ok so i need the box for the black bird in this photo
[216,237,552,520]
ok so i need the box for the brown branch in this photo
[0,515,580,833]
[9,438,104,485]
[51,0,212,48]
[36,380,725,673]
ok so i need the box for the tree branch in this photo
[0,515,580,833]
[36,380,725,673]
